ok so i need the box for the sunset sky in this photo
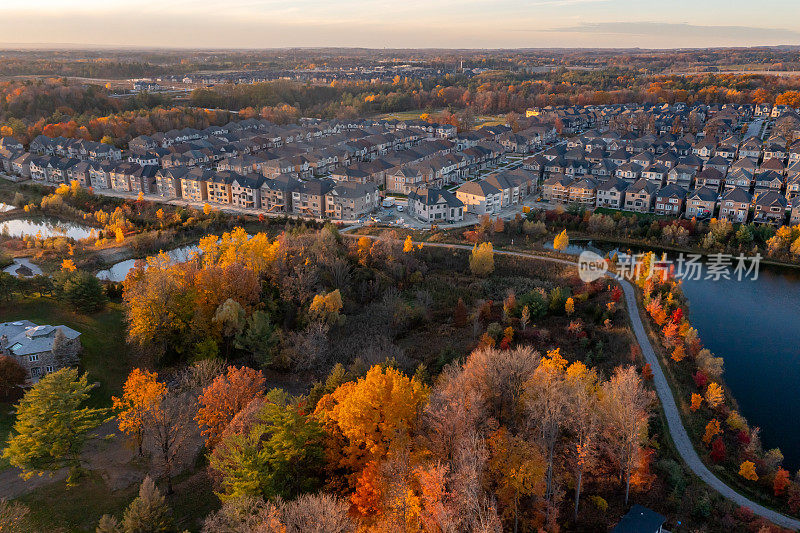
[5,0,800,49]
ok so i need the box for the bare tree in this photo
[565,364,600,519]
[280,493,354,533]
[146,389,197,494]
[0,500,32,533]
[286,322,330,374]
[600,366,654,505]
[523,354,569,519]
[202,496,283,533]
[460,346,540,430]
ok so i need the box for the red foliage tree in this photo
[693,370,708,389]
[195,365,266,448]
[710,437,726,463]
[774,468,791,497]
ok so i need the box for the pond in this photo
[568,239,800,469]
[2,257,43,277]
[0,217,93,240]
[96,245,200,282]
[681,266,800,470]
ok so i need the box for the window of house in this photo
[29,354,39,362]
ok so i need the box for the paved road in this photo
[347,234,800,530]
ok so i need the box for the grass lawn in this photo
[0,297,131,403]
[17,471,138,531]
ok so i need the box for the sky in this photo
[4,0,800,49]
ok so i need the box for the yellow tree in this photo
[565,297,575,316]
[112,369,166,455]
[488,427,546,532]
[690,393,703,412]
[705,382,724,408]
[469,242,494,276]
[203,203,212,215]
[115,227,125,244]
[702,419,721,446]
[309,290,343,325]
[61,259,77,272]
[315,365,428,480]
[553,230,569,251]
[403,235,414,253]
[523,348,569,515]
[739,461,758,481]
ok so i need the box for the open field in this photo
[376,109,507,128]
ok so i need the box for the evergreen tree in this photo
[120,477,175,533]
[3,368,108,480]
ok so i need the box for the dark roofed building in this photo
[612,505,666,533]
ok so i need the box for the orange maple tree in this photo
[112,368,166,455]
[195,365,265,447]
[774,467,791,496]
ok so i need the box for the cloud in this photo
[544,21,800,43]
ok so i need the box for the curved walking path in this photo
[347,232,800,530]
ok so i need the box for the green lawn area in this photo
[17,472,138,532]
[594,206,675,221]
[16,469,219,532]
[0,297,131,403]
[376,109,507,130]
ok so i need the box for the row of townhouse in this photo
[454,169,539,215]
[527,128,800,203]
[153,165,378,220]
[29,135,122,162]
[529,101,752,137]
[384,141,505,194]
[547,172,800,227]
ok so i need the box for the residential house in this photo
[180,168,213,202]
[324,182,379,220]
[484,169,535,207]
[666,164,696,190]
[155,167,191,199]
[541,174,573,204]
[754,170,784,193]
[654,184,687,215]
[611,504,666,533]
[407,187,464,223]
[790,197,800,225]
[0,321,81,385]
[718,187,752,223]
[595,177,629,209]
[623,179,659,213]
[455,180,502,215]
[694,167,724,191]
[387,166,423,194]
[568,176,598,206]
[753,190,787,225]
[685,186,717,218]
[231,175,264,209]
[292,179,335,218]
[260,174,301,213]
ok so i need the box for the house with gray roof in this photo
[0,321,81,385]
[718,187,752,223]
[455,180,502,215]
[595,176,629,209]
[685,186,718,218]
[623,179,659,213]
[407,187,464,223]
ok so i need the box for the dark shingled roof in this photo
[612,505,666,533]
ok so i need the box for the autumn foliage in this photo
[196,366,266,447]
